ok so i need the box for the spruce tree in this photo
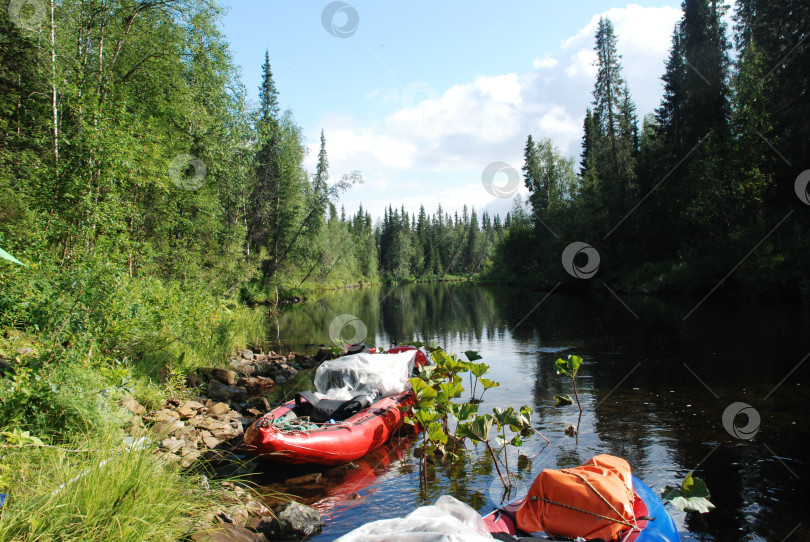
[310,129,329,235]
[734,0,809,233]
[250,50,306,280]
[522,135,546,212]
[259,50,279,123]
[653,0,731,253]
[584,17,638,237]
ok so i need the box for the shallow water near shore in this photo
[267,283,809,541]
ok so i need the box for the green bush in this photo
[0,352,129,435]
[1,255,268,434]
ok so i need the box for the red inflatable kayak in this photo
[243,390,415,465]
[244,346,425,465]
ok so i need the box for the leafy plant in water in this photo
[554,354,583,412]
[404,345,535,496]
[457,413,505,482]
[662,471,715,513]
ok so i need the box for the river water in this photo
[264,283,809,541]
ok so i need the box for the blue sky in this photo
[222,1,687,220]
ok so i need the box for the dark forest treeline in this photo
[376,203,505,281]
[493,0,809,295]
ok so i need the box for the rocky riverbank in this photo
[119,348,336,542]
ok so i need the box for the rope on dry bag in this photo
[529,468,639,532]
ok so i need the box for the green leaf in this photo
[518,405,533,428]
[418,365,437,381]
[554,394,574,407]
[449,402,478,422]
[409,377,438,407]
[456,414,494,443]
[555,354,583,377]
[464,351,483,362]
[410,377,439,396]
[662,493,716,514]
[427,422,448,445]
[439,381,463,401]
[504,409,524,428]
[469,362,490,378]
[444,356,468,374]
[431,349,449,366]
[409,377,428,394]
[493,406,523,429]
[417,390,437,408]
[661,472,715,513]
[413,407,441,426]
[1,429,43,447]
[510,434,523,447]
[681,472,711,498]
[479,378,499,390]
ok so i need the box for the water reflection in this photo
[274,284,809,541]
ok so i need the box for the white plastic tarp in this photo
[334,495,494,542]
[313,350,417,401]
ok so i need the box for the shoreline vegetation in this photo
[1,0,807,539]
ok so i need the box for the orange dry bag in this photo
[515,454,637,540]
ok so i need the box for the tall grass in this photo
[0,426,230,541]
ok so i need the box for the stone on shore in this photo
[120,396,145,416]
[238,376,275,397]
[254,502,323,541]
[130,345,332,541]
[207,380,248,403]
[208,402,231,416]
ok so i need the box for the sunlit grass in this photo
[0,426,229,542]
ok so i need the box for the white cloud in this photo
[329,127,417,170]
[533,55,558,69]
[558,4,682,115]
[316,4,683,219]
[566,49,599,78]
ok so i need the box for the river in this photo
[262,282,809,541]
